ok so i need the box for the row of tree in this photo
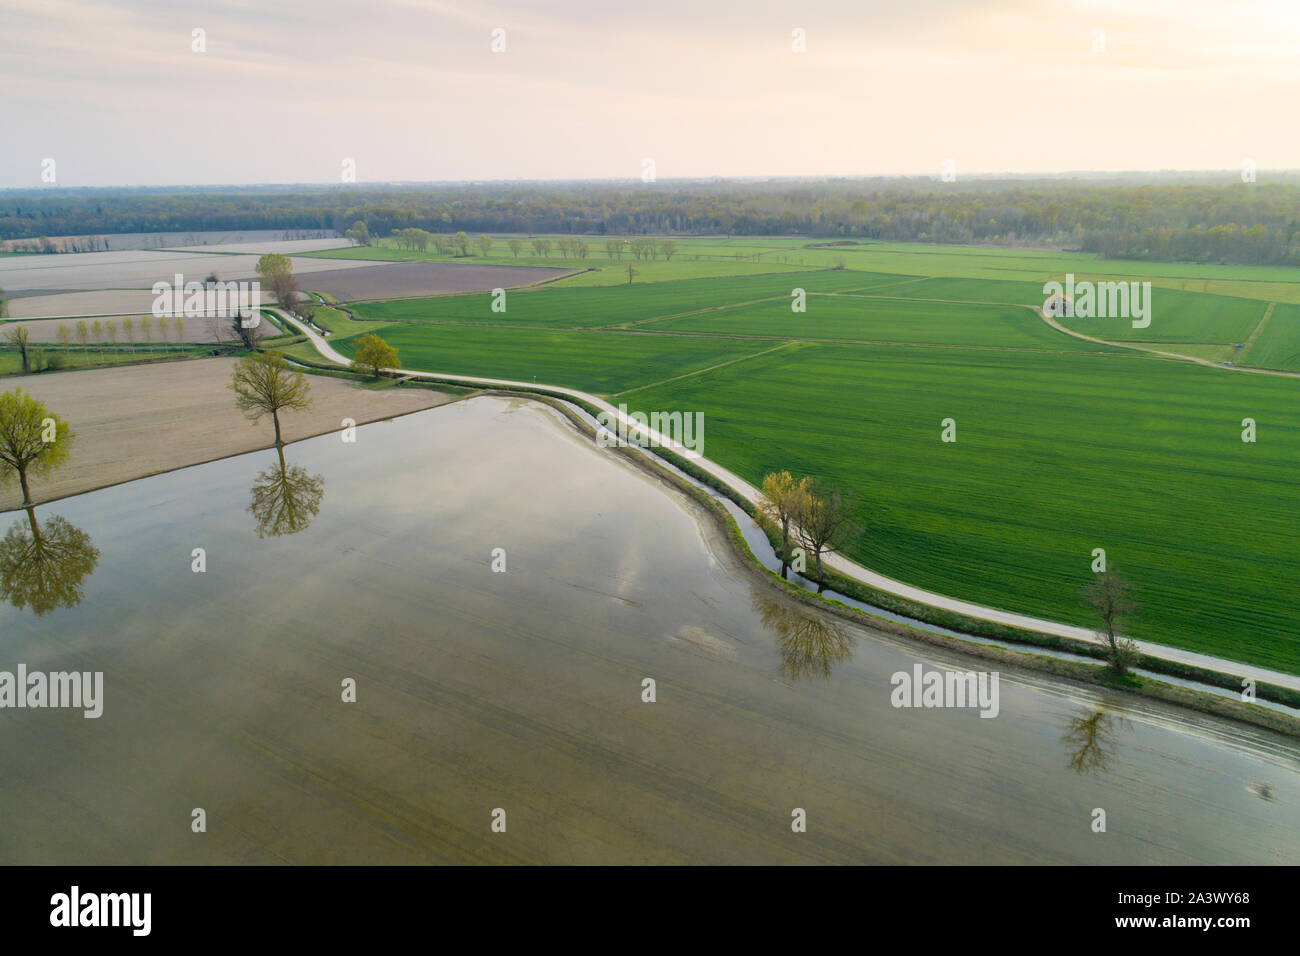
[3,316,190,368]
[350,223,685,263]
[8,179,1300,265]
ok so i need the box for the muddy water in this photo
[0,396,1295,864]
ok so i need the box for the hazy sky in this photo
[3,0,1299,187]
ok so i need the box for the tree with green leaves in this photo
[350,334,399,379]
[0,388,74,507]
[256,253,297,305]
[760,471,811,580]
[507,238,523,257]
[248,446,326,538]
[345,220,370,246]
[454,231,470,256]
[230,352,313,446]
[476,234,493,257]
[0,507,99,616]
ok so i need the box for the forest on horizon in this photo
[4,177,1300,267]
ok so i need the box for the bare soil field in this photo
[304,261,576,302]
[6,289,307,320]
[0,250,376,294]
[7,289,163,317]
[0,358,457,511]
[163,238,356,255]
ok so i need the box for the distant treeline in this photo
[4,179,1300,266]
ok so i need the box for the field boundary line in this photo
[1234,302,1275,365]
[832,275,935,295]
[812,292,1028,308]
[1035,304,1300,379]
[610,295,790,329]
[612,341,798,398]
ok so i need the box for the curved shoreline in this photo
[274,307,1300,697]
[519,389,1300,738]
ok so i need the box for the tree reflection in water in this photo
[0,507,100,616]
[248,446,325,539]
[754,593,855,680]
[1062,707,1132,775]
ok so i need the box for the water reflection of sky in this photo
[0,397,1295,864]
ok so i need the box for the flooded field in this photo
[0,397,1295,864]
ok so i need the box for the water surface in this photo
[0,397,1295,864]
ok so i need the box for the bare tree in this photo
[793,479,853,593]
[1083,570,1141,674]
[231,309,265,350]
